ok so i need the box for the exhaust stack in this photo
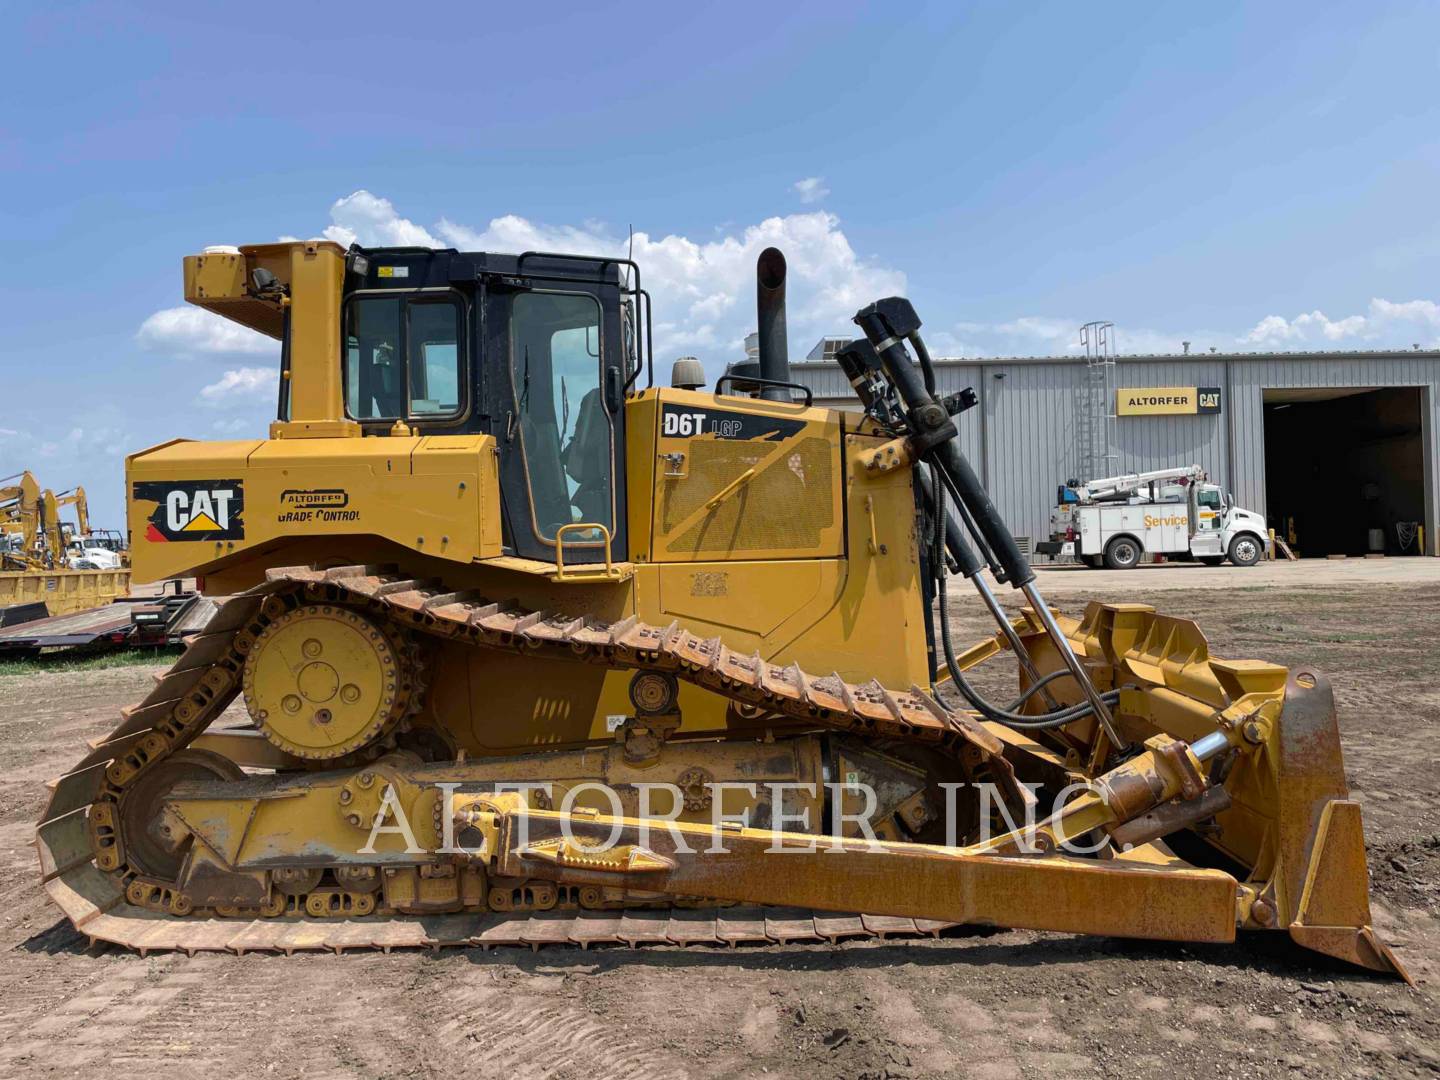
[755,247,791,401]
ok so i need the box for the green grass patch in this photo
[0,646,183,677]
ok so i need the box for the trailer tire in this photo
[1228,534,1263,567]
[1104,536,1142,570]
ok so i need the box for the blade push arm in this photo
[450,729,1244,945]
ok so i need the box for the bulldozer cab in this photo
[333,247,635,563]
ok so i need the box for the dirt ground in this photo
[1,568,1437,1078]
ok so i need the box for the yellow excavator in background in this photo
[1,472,61,570]
[2,471,42,565]
[54,486,93,555]
[0,470,38,529]
[2,474,130,616]
[55,486,90,539]
[34,239,1404,978]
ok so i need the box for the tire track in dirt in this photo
[424,970,688,1080]
[98,958,294,1074]
[0,957,164,1073]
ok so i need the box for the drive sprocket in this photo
[242,602,414,761]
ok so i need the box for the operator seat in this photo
[561,388,612,525]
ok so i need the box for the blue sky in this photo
[3,1,1439,527]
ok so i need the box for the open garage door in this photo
[1263,387,1426,557]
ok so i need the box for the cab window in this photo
[345,294,464,421]
[1197,489,1222,510]
[408,301,461,415]
[510,292,613,541]
[346,296,402,420]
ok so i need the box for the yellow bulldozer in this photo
[36,239,1403,977]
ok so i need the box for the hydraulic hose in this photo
[1004,668,1079,711]
[852,298,1127,748]
[911,329,938,396]
[854,300,1034,589]
[936,556,1121,730]
[929,471,1120,730]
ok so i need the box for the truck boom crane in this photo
[1065,464,1207,504]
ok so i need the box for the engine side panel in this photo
[643,388,845,563]
[127,434,503,583]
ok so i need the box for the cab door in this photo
[1195,487,1224,534]
[1190,486,1225,556]
[486,283,627,564]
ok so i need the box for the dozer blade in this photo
[1269,669,1408,980]
[1027,602,1411,981]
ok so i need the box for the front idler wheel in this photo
[117,749,245,881]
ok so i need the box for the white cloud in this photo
[1241,314,1293,344]
[324,191,443,248]
[1242,299,1440,348]
[138,187,1440,395]
[331,190,905,373]
[993,317,1078,346]
[927,316,1199,358]
[927,296,1440,359]
[793,177,830,204]
[137,306,275,357]
[198,367,277,404]
[211,416,253,434]
[137,189,905,384]
[0,427,19,438]
[1371,298,1440,326]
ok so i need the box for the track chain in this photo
[36,563,1014,954]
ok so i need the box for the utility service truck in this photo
[1039,465,1268,569]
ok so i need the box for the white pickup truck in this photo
[66,534,125,570]
[1037,465,1268,569]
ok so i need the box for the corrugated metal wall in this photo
[793,352,1440,554]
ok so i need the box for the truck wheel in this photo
[1228,534,1263,567]
[1104,537,1142,570]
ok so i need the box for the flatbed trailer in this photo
[0,600,136,652]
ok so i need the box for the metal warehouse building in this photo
[789,339,1440,559]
